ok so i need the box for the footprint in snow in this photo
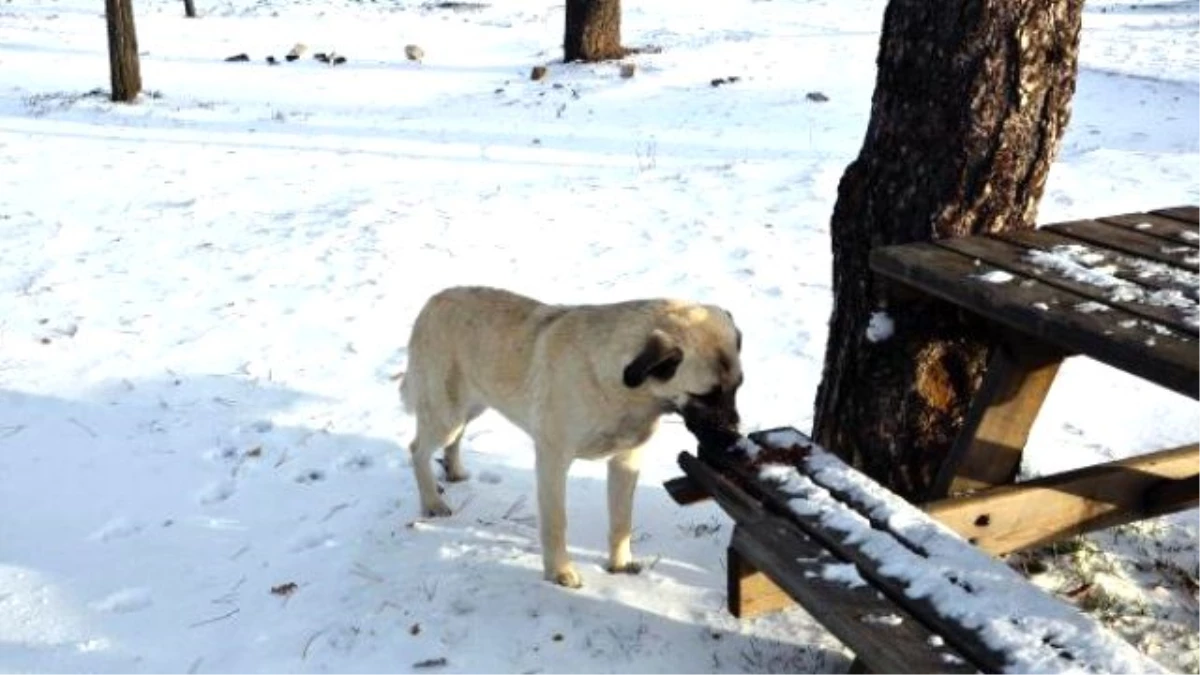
[88,517,143,543]
[295,469,325,484]
[197,480,236,505]
[242,420,274,434]
[203,445,241,464]
[337,453,374,471]
[89,587,153,614]
[289,531,337,552]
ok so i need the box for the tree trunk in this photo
[564,0,624,62]
[105,0,142,102]
[183,0,197,18]
[812,0,1082,501]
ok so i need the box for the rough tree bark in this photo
[812,0,1083,501]
[105,0,142,102]
[564,0,624,62]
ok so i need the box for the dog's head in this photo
[622,304,744,450]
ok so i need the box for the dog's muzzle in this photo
[680,399,741,455]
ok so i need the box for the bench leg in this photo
[929,344,1063,499]
[727,527,795,619]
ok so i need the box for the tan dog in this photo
[400,286,743,588]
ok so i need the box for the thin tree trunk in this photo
[105,0,142,102]
[564,0,624,62]
[812,0,1082,501]
[183,0,197,18]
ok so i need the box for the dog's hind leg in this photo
[606,446,643,575]
[440,404,483,483]
[410,422,463,517]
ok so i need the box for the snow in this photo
[1074,301,1112,314]
[1026,245,1199,328]
[1028,248,1119,284]
[977,270,1017,284]
[817,564,868,590]
[865,310,894,343]
[0,0,1196,672]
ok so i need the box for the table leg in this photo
[726,527,795,619]
[929,344,1063,499]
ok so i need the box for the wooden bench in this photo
[667,427,1171,667]
[665,207,1199,673]
[666,428,1170,674]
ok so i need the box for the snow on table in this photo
[870,219,1199,399]
[1025,244,1199,330]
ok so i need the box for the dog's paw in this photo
[421,499,453,518]
[546,567,583,589]
[606,560,643,575]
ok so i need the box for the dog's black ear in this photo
[623,332,684,388]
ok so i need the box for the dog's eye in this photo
[693,387,723,405]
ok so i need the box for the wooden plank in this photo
[936,235,1198,336]
[870,242,1198,399]
[663,475,711,506]
[930,345,1063,498]
[995,228,1199,299]
[1099,213,1200,249]
[847,659,871,674]
[924,444,1199,555]
[678,451,767,525]
[727,539,796,619]
[1143,476,1200,514]
[731,521,977,674]
[1044,219,1199,271]
[1150,205,1200,225]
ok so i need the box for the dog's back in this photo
[401,286,559,427]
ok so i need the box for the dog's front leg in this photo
[535,448,581,588]
[606,446,643,574]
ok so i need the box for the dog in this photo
[400,286,743,588]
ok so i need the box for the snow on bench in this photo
[672,428,1168,674]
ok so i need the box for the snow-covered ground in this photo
[0,0,1195,671]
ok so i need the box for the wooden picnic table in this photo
[663,206,1197,673]
[869,205,1199,552]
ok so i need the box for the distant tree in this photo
[105,0,142,102]
[812,0,1083,501]
[564,0,624,62]
[183,0,197,18]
